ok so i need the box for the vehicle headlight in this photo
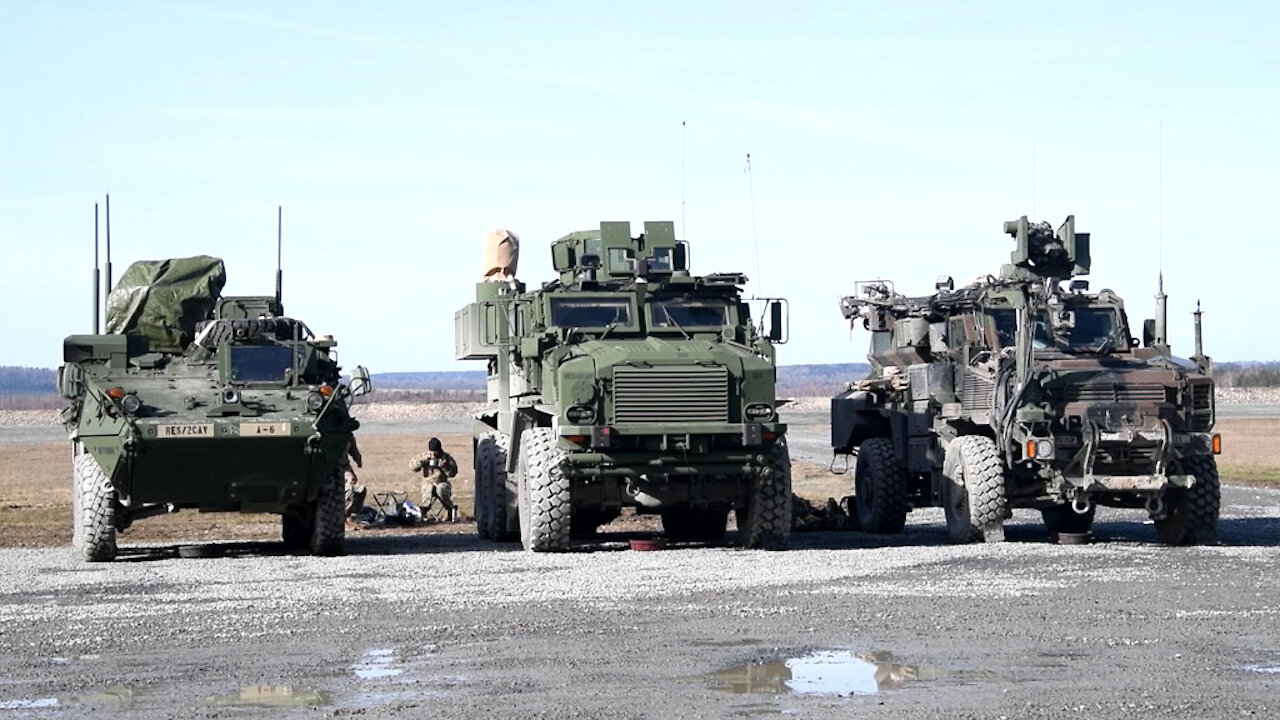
[120,394,142,414]
[222,388,241,405]
[745,403,775,421]
[306,392,326,413]
[565,405,596,424]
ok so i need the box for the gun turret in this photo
[1004,215,1090,280]
[550,221,688,286]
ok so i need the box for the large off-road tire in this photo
[942,435,1007,544]
[662,506,730,543]
[474,436,495,540]
[475,432,516,541]
[1154,454,1221,546]
[282,508,312,551]
[1041,503,1096,536]
[517,428,571,552]
[309,469,345,556]
[73,445,118,562]
[736,439,792,550]
[853,437,909,534]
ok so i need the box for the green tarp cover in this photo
[105,256,227,352]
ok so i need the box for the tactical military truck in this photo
[456,221,791,551]
[59,250,370,561]
[832,216,1221,545]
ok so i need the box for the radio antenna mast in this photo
[104,193,113,298]
[275,206,284,313]
[93,203,100,333]
[680,120,687,239]
[745,152,763,295]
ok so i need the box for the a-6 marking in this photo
[241,422,291,436]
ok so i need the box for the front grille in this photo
[961,370,994,412]
[1190,382,1213,411]
[612,365,729,423]
[1062,383,1167,404]
[1189,381,1214,430]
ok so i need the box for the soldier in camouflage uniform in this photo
[410,437,459,521]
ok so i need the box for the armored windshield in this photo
[549,297,633,328]
[229,345,295,382]
[988,308,1125,354]
[649,298,729,328]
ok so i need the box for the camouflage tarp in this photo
[105,256,226,352]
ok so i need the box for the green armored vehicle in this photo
[59,247,370,561]
[456,221,791,551]
[832,216,1221,545]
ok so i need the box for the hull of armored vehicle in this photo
[460,221,792,552]
[61,254,367,562]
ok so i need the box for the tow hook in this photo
[1145,493,1165,518]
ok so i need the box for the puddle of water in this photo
[1239,665,1280,674]
[353,648,403,680]
[204,685,326,709]
[708,651,940,696]
[0,698,59,709]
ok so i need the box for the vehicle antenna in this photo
[680,120,687,240]
[1031,141,1036,218]
[104,193,113,298]
[275,205,283,312]
[1158,119,1163,276]
[93,202,100,334]
[745,152,763,296]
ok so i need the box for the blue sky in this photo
[2,1,1277,371]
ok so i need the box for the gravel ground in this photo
[1,398,1278,718]
[0,491,1278,719]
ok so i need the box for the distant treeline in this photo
[1214,362,1280,389]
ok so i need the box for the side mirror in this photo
[348,365,373,397]
[767,300,785,342]
[1142,319,1156,348]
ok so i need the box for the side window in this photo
[948,316,969,350]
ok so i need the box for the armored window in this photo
[1063,309,1121,350]
[549,298,633,328]
[229,345,295,383]
[649,298,729,328]
[988,310,1017,348]
[649,247,673,272]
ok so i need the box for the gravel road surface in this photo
[1,405,1278,718]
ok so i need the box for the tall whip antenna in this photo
[745,152,763,295]
[104,193,113,296]
[275,205,283,312]
[1158,119,1164,275]
[93,203,100,333]
[680,120,687,239]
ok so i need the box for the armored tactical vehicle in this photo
[456,221,791,551]
[59,213,370,561]
[832,216,1221,545]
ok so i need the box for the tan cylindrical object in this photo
[483,229,520,281]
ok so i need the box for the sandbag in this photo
[483,229,519,281]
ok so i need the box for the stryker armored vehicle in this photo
[832,216,1221,545]
[59,209,370,561]
[456,221,791,551]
